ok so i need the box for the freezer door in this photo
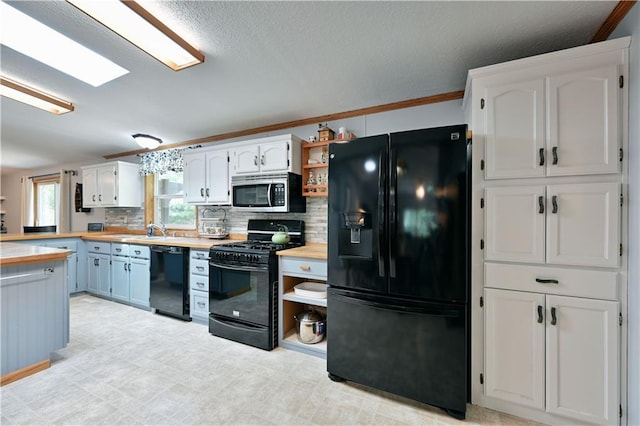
[328,134,388,293]
[327,288,467,416]
[389,125,469,302]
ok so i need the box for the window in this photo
[33,175,60,226]
[155,170,195,229]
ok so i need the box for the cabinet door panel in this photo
[183,155,206,203]
[206,151,230,204]
[111,257,129,302]
[485,186,545,263]
[546,183,620,267]
[485,80,545,179]
[82,168,98,207]
[98,166,116,206]
[234,145,260,174]
[484,289,545,409]
[260,141,289,172]
[547,66,619,176]
[87,254,99,294]
[130,258,150,307]
[546,295,618,424]
[97,254,111,298]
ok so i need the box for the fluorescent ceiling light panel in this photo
[1,77,74,115]
[67,0,204,71]
[0,2,128,87]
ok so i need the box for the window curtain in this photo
[20,176,34,228]
[139,149,184,175]
[58,170,74,232]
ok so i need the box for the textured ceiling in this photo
[0,1,620,173]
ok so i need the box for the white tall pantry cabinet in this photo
[464,37,630,425]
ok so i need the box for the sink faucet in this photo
[147,222,167,237]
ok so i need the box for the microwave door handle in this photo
[267,183,273,207]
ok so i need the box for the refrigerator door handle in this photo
[388,148,397,278]
[334,291,461,318]
[377,150,386,277]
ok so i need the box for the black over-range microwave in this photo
[231,172,306,212]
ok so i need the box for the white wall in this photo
[611,6,639,424]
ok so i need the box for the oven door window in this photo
[233,184,270,207]
[209,265,269,326]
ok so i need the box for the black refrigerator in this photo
[327,124,470,419]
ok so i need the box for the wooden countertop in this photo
[0,242,72,267]
[83,234,246,249]
[0,231,113,241]
[0,231,246,250]
[277,243,327,260]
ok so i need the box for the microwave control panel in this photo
[273,183,286,206]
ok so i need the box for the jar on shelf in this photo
[321,146,328,163]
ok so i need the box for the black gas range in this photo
[208,219,304,350]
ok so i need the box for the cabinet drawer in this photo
[86,241,110,253]
[129,245,149,259]
[485,262,617,301]
[190,290,209,318]
[111,243,129,256]
[47,239,78,252]
[190,258,209,276]
[280,257,327,279]
[191,250,209,261]
[190,273,208,292]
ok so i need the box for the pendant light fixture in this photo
[132,133,162,150]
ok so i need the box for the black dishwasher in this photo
[150,245,190,321]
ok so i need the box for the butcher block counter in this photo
[0,242,72,266]
[276,243,327,260]
[1,242,70,385]
[1,232,245,249]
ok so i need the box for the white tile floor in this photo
[1,295,542,425]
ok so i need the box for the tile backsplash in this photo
[105,197,328,243]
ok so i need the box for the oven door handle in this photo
[209,261,267,272]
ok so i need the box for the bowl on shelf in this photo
[293,282,328,299]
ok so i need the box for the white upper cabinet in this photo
[547,66,620,177]
[233,140,289,175]
[485,79,545,179]
[483,65,621,179]
[231,134,302,176]
[485,182,620,267]
[184,149,230,205]
[82,161,142,208]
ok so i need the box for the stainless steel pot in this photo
[294,309,326,344]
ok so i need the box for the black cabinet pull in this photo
[552,146,558,165]
[200,188,204,197]
[551,195,558,213]
[550,307,557,325]
[538,196,544,214]
[206,188,210,197]
[536,278,559,284]
[537,305,543,323]
[539,148,545,166]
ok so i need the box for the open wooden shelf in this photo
[301,137,354,197]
